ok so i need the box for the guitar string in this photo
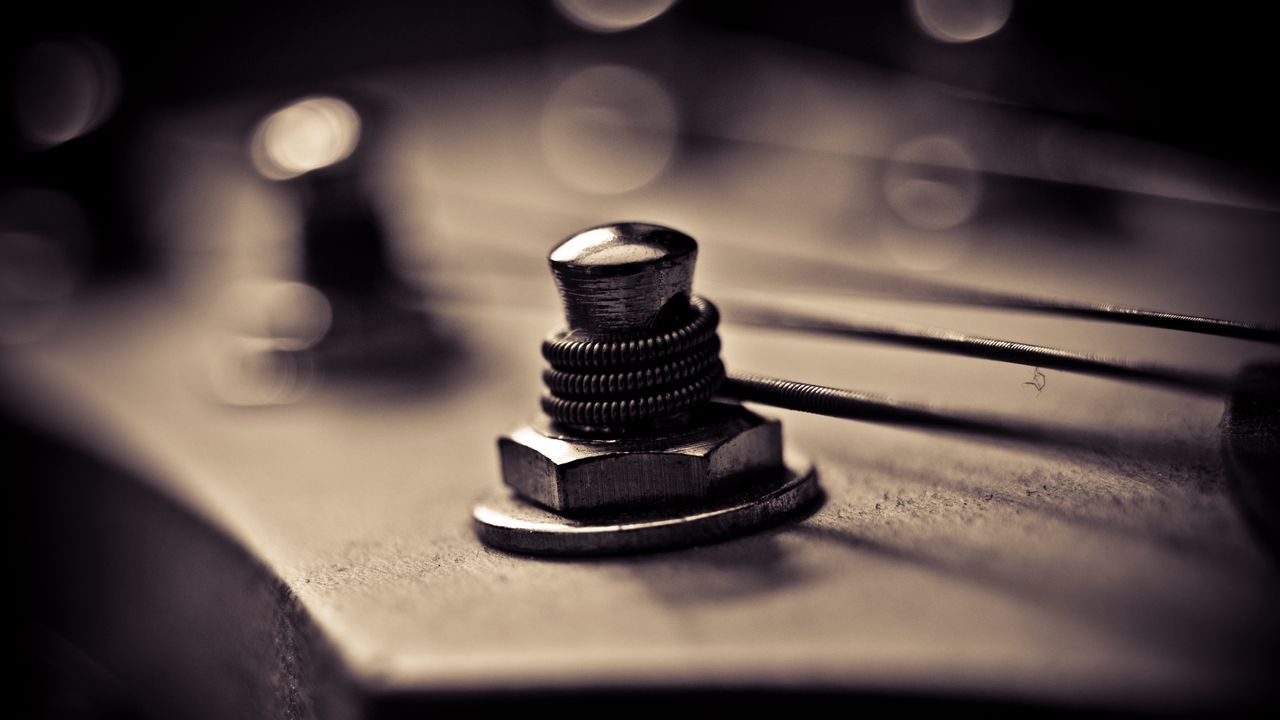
[716,372,1216,465]
[421,275,1258,397]
[424,227,1280,345]
[716,243,1280,345]
[722,371,1111,443]
[669,123,1277,212]
[720,298,1234,396]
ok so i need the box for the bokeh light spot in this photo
[540,65,679,195]
[251,96,362,180]
[883,135,982,231]
[217,280,333,351]
[553,0,678,33]
[206,336,317,407]
[14,36,121,148]
[912,0,1013,43]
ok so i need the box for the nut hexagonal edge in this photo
[497,402,783,514]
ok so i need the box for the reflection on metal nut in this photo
[498,401,784,514]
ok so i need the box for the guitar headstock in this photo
[8,3,1280,716]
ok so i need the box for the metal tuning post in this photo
[472,222,821,556]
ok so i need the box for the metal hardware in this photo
[475,222,821,555]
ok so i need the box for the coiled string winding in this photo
[541,296,725,428]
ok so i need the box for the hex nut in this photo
[498,401,784,515]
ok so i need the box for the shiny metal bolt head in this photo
[548,222,697,336]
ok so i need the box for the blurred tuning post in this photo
[2,34,140,344]
[211,93,458,400]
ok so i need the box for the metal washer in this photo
[473,458,821,556]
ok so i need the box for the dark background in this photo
[6,1,1277,281]
[5,0,1276,171]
